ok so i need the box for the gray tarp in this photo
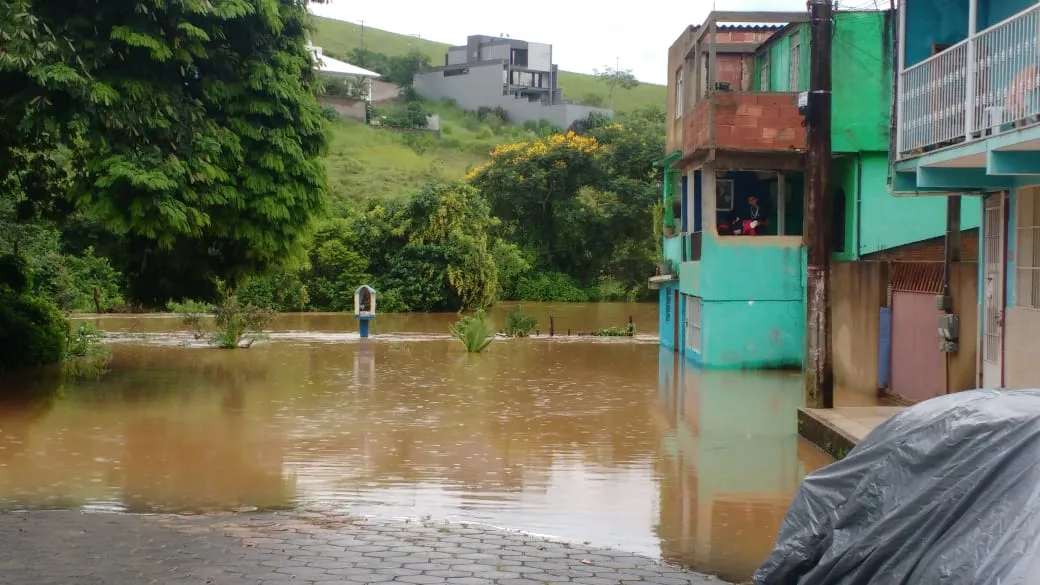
[754,389,1040,585]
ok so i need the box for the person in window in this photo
[730,195,769,236]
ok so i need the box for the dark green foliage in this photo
[344,48,430,87]
[2,0,331,307]
[568,112,613,134]
[515,272,588,303]
[374,99,430,130]
[0,254,30,295]
[0,255,67,372]
[467,106,666,302]
[298,181,506,313]
[320,74,367,100]
[237,272,309,312]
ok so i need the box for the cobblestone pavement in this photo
[0,509,726,585]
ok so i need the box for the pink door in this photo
[890,291,946,402]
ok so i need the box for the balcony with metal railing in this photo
[897,3,1040,159]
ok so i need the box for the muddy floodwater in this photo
[0,302,833,583]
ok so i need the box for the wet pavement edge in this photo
[0,509,726,585]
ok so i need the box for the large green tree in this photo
[468,109,664,292]
[1,0,330,305]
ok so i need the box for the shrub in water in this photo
[176,284,276,348]
[62,322,112,379]
[449,309,495,353]
[212,287,276,349]
[503,306,537,337]
[592,322,636,337]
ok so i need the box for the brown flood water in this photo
[0,302,833,583]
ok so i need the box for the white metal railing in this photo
[898,3,1040,158]
[898,41,968,154]
[973,5,1040,136]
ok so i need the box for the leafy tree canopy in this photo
[1,0,331,305]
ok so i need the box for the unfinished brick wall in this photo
[667,25,780,154]
[862,229,980,262]
[684,92,806,153]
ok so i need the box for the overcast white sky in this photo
[309,0,830,85]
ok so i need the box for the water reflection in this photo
[0,307,831,582]
[654,349,833,581]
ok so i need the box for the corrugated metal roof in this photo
[308,44,381,78]
[890,262,944,294]
[690,23,786,31]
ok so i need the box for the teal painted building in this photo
[891,0,1040,388]
[654,9,981,369]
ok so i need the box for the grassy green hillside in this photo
[310,16,666,114]
[323,99,545,210]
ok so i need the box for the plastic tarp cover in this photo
[754,389,1040,585]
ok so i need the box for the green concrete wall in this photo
[832,155,859,260]
[678,234,806,369]
[663,235,682,266]
[831,11,893,153]
[856,152,981,255]
[832,153,982,260]
[756,26,808,92]
[700,299,805,369]
[754,12,892,153]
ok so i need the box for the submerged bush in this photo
[62,322,112,379]
[211,285,276,349]
[174,284,276,348]
[503,306,537,337]
[592,322,636,337]
[449,309,495,353]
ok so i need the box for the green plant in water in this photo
[176,283,276,349]
[592,322,636,337]
[211,284,276,349]
[62,322,112,379]
[449,309,495,353]
[503,305,537,337]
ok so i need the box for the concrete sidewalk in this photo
[0,509,723,585]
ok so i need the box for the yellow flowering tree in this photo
[467,132,613,282]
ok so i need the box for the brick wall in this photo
[666,25,779,155]
[666,27,696,155]
[862,228,980,262]
[683,92,806,153]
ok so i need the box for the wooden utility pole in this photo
[805,0,834,409]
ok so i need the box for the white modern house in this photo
[308,43,381,102]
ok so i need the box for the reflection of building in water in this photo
[652,350,831,582]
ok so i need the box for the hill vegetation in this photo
[309,16,667,113]
[2,0,667,374]
[323,97,561,209]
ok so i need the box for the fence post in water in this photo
[567,329,571,336]
[549,315,555,337]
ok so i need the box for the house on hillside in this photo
[890,0,1040,391]
[411,35,612,128]
[309,43,391,122]
[650,9,982,402]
